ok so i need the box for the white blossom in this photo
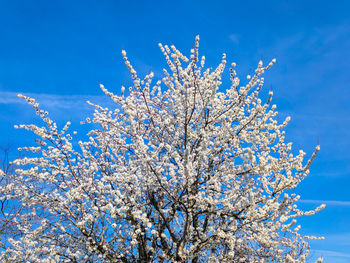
[0,37,324,262]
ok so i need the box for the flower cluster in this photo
[0,36,324,262]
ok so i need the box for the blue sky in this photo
[0,0,349,261]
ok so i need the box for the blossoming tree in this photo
[0,37,324,262]
[0,147,23,249]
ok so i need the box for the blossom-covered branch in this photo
[0,36,324,262]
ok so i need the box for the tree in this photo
[0,146,24,250]
[0,36,324,262]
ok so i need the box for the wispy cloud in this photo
[0,91,116,110]
[0,91,27,105]
[292,113,350,122]
[229,34,240,45]
[322,232,350,246]
[299,199,350,206]
[312,249,350,259]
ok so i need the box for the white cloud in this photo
[0,91,116,110]
[229,34,240,45]
[312,249,350,258]
[299,199,350,206]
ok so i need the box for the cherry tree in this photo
[0,146,24,250]
[0,36,325,262]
